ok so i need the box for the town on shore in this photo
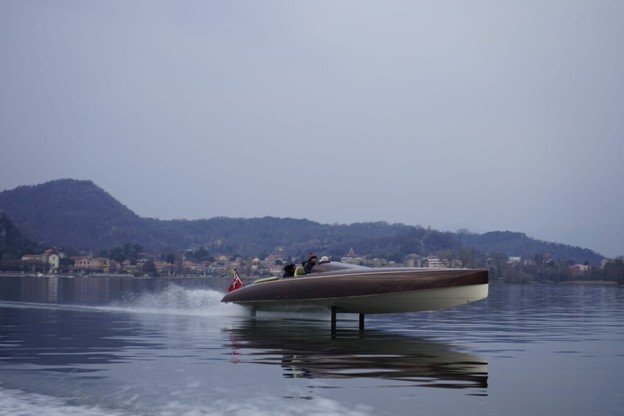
[5,246,624,285]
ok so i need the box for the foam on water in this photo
[0,386,373,416]
[0,387,125,416]
[112,284,247,317]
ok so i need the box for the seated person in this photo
[304,254,318,274]
[294,261,306,277]
[283,263,295,278]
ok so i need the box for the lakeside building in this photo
[424,256,450,268]
[73,257,116,273]
[21,249,62,273]
[404,254,423,268]
[569,264,591,276]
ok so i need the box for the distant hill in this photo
[0,179,605,265]
[456,231,602,265]
[148,217,461,262]
[0,179,163,249]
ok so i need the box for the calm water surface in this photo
[0,275,623,415]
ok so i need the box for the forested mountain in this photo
[0,211,43,261]
[147,216,461,262]
[0,179,605,265]
[456,231,601,264]
[0,179,162,249]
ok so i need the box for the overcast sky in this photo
[1,1,623,257]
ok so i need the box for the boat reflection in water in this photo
[224,317,488,392]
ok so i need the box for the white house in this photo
[22,249,63,273]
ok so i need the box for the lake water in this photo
[0,275,623,415]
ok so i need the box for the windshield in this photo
[309,261,370,274]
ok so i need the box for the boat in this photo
[221,261,488,327]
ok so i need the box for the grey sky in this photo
[1,1,623,257]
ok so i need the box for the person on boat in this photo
[304,254,318,274]
[294,261,306,277]
[283,263,295,278]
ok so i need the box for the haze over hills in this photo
[0,179,604,265]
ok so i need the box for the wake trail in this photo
[0,284,247,317]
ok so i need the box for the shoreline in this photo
[0,272,226,279]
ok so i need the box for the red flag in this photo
[228,269,244,292]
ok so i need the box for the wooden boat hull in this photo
[221,267,488,314]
